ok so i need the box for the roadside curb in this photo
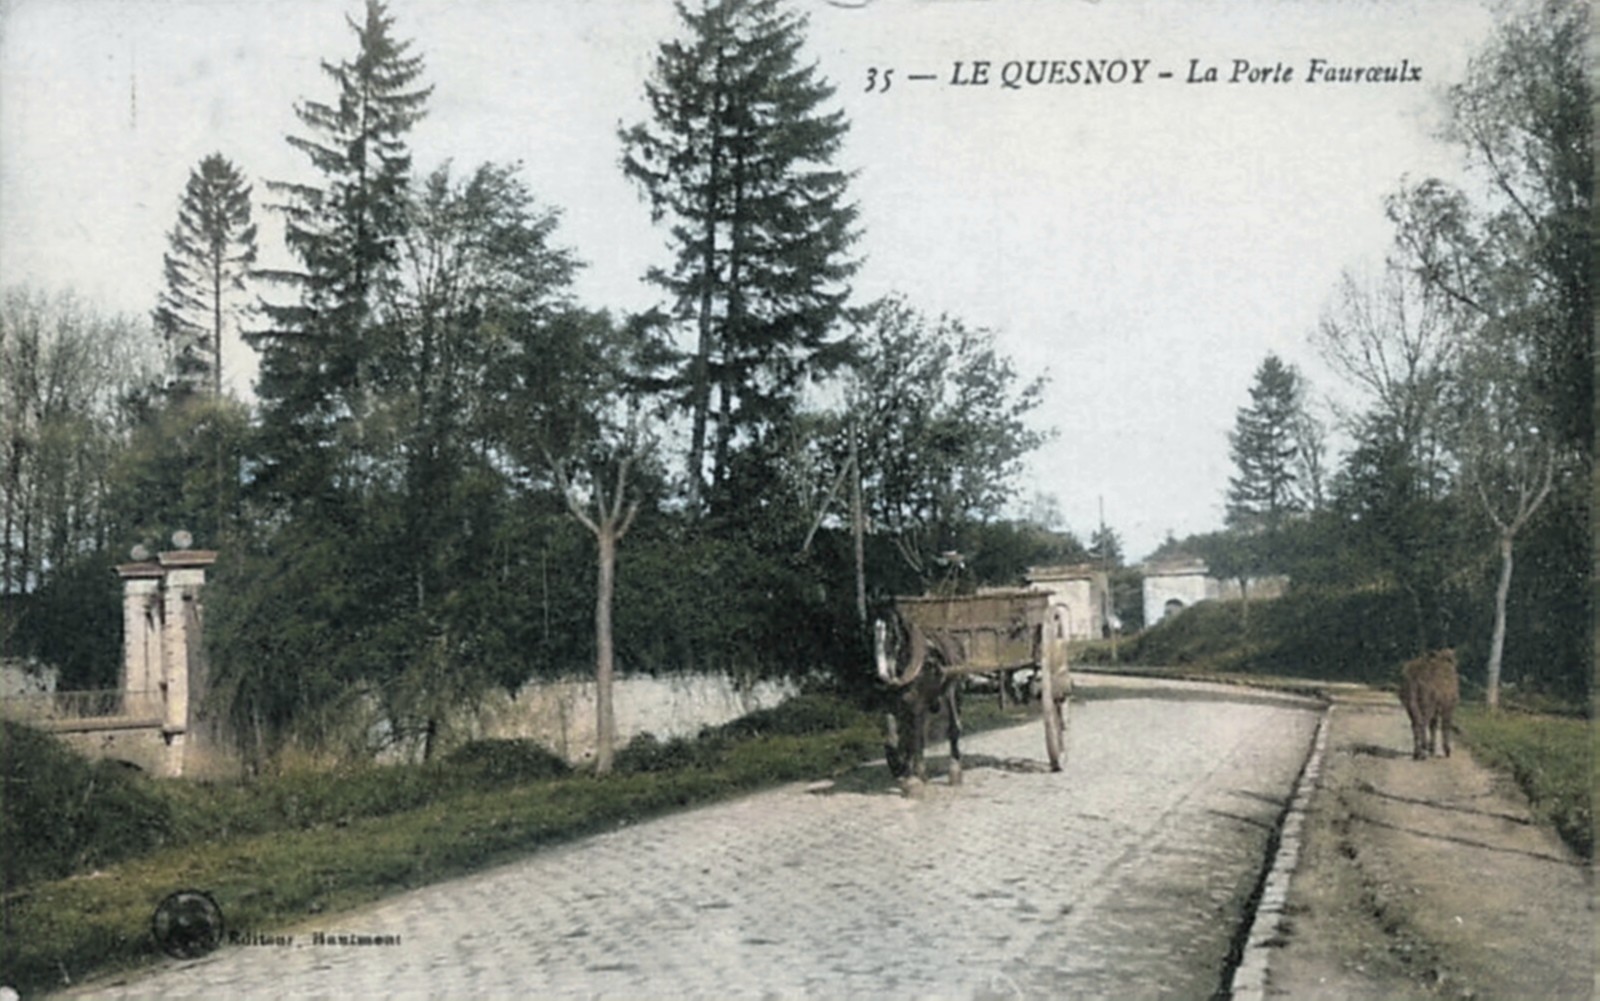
[1226,702,1333,1000]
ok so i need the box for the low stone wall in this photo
[52,725,172,775]
[0,657,58,697]
[467,673,802,765]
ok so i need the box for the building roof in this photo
[1025,563,1104,582]
[1141,558,1210,577]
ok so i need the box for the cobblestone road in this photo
[69,678,1320,1000]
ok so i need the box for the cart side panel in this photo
[893,591,1048,673]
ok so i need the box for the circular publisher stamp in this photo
[150,889,225,960]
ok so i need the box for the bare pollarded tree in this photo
[551,439,645,776]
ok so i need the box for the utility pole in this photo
[1100,495,1118,663]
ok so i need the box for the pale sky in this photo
[0,0,1496,560]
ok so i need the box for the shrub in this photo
[0,721,175,890]
[613,732,721,774]
[442,738,572,783]
[712,693,866,739]
[614,694,869,773]
[1125,586,1481,686]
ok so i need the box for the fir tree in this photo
[620,0,859,511]
[1226,353,1308,532]
[252,0,430,507]
[153,154,257,398]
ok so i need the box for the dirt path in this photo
[1267,689,1596,1000]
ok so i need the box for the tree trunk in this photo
[594,528,618,774]
[1486,532,1514,711]
[212,255,224,397]
[850,432,866,625]
[555,453,639,777]
[685,85,723,511]
[687,286,712,509]
[422,716,439,763]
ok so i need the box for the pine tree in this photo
[1226,353,1308,532]
[153,154,257,398]
[252,0,430,506]
[620,0,859,511]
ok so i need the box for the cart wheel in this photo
[1040,658,1063,771]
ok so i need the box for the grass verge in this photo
[1,699,883,996]
[1454,705,1593,860]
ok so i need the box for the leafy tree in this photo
[1109,566,1145,633]
[1145,530,1186,565]
[252,0,431,510]
[223,153,586,759]
[1390,1,1591,456]
[380,160,578,595]
[153,154,258,398]
[620,0,860,510]
[1315,262,1464,652]
[1088,524,1124,569]
[1381,1,1591,700]
[1327,413,1467,653]
[962,518,1089,587]
[1451,341,1560,708]
[839,296,1050,585]
[0,288,157,598]
[107,395,251,554]
[1190,529,1271,633]
[367,161,580,757]
[1226,353,1312,531]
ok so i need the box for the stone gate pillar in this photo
[159,550,215,733]
[116,543,219,777]
[117,560,165,715]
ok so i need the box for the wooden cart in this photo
[890,588,1069,771]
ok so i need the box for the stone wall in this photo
[0,657,58,697]
[53,724,173,774]
[465,673,802,765]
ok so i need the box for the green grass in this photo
[1454,706,1593,860]
[0,696,883,995]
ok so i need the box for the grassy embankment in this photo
[1452,705,1593,860]
[6,692,983,995]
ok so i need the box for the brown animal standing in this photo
[1399,649,1460,760]
[874,614,966,785]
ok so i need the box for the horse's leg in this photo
[945,684,963,786]
[1406,700,1427,760]
[912,702,929,782]
[884,712,904,777]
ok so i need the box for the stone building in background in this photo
[1026,564,1112,641]
[1141,558,1288,627]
